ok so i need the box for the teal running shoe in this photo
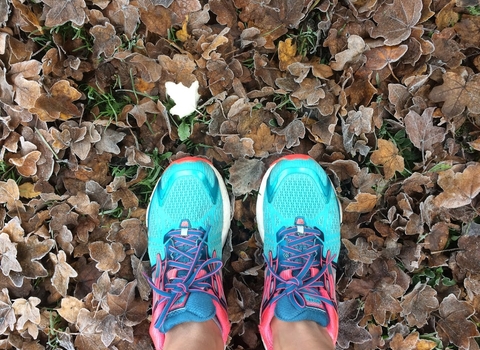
[146,157,231,350]
[256,154,342,349]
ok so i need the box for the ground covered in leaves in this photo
[0,0,480,349]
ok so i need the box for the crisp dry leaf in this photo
[278,38,298,71]
[18,182,41,199]
[12,296,41,329]
[246,123,277,157]
[8,150,41,177]
[223,135,255,158]
[0,179,20,211]
[0,232,22,276]
[429,68,480,117]
[1,216,24,243]
[337,299,372,349]
[436,294,479,349]
[107,218,147,257]
[33,80,82,121]
[89,241,126,274]
[330,35,367,71]
[400,283,439,328]
[50,250,78,297]
[43,0,86,26]
[106,280,148,326]
[404,107,446,153]
[370,0,423,45]
[370,139,405,179]
[165,81,200,118]
[342,237,380,264]
[364,281,404,325]
[57,296,84,324]
[345,193,378,213]
[227,277,257,323]
[365,45,409,70]
[16,235,55,280]
[91,22,122,58]
[228,158,265,197]
[95,127,126,155]
[434,163,480,208]
[0,288,15,334]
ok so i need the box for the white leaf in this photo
[165,81,200,118]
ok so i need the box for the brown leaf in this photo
[130,255,151,301]
[364,281,404,325]
[365,45,408,70]
[139,3,173,37]
[330,35,366,71]
[73,256,102,299]
[428,68,480,117]
[16,235,55,280]
[43,0,86,26]
[105,0,140,38]
[370,0,423,45]
[57,296,84,324]
[33,80,81,121]
[75,308,109,350]
[0,288,15,334]
[227,277,257,324]
[400,283,439,328]
[456,232,480,274]
[0,179,21,212]
[91,23,122,58]
[337,299,372,349]
[345,193,378,213]
[370,139,405,179]
[404,107,446,153]
[223,135,255,158]
[89,241,126,274]
[390,332,420,350]
[245,123,277,158]
[95,127,126,155]
[434,163,480,208]
[342,237,380,264]
[274,119,305,149]
[12,296,41,329]
[8,150,41,177]
[454,14,480,49]
[436,294,479,349]
[107,218,147,257]
[50,250,77,297]
[435,0,460,31]
[0,232,22,276]
[228,158,265,197]
[106,280,148,326]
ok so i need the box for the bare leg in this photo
[164,320,224,350]
[271,317,335,350]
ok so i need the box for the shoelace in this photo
[148,227,222,330]
[263,225,336,310]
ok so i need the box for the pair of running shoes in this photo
[146,154,342,349]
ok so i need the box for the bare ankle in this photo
[164,320,224,350]
[271,317,335,350]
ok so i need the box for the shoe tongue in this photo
[160,292,217,333]
[274,269,329,327]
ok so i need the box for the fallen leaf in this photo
[43,0,87,27]
[16,235,55,280]
[278,38,298,71]
[330,35,367,71]
[436,294,479,349]
[370,0,423,45]
[95,127,126,155]
[337,299,372,349]
[18,182,41,199]
[0,288,15,334]
[246,123,277,158]
[428,67,480,117]
[228,157,265,196]
[434,163,480,208]
[0,232,22,276]
[12,296,41,330]
[91,22,122,58]
[404,107,446,153]
[50,250,78,297]
[33,80,82,121]
[223,135,255,158]
[345,193,378,213]
[365,45,408,70]
[400,283,439,328]
[106,280,148,326]
[0,179,21,212]
[89,241,126,274]
[57,296,84,324]
[8,150,41,177]
[370,139,405,179]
